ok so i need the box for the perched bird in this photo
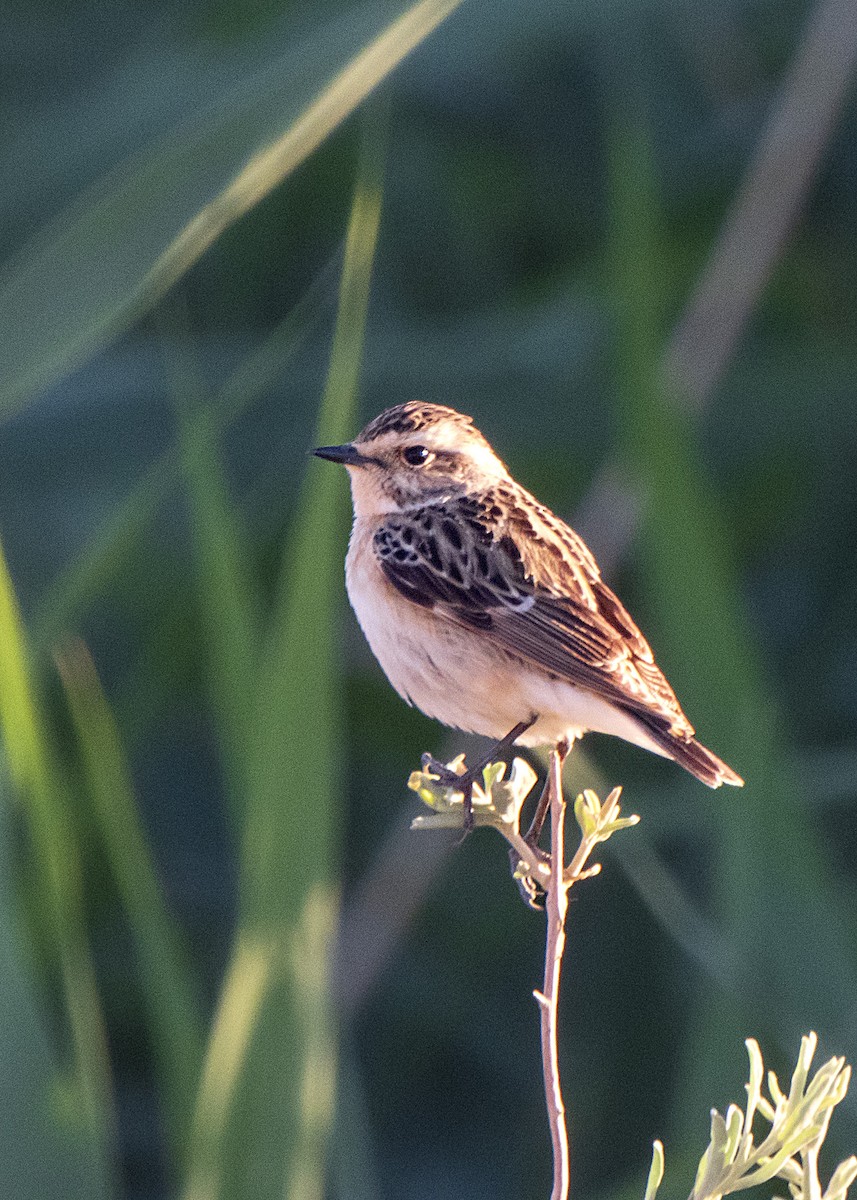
[315,402,743,815]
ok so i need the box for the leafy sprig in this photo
[409,754,638,901]
[647,1034,857,1200]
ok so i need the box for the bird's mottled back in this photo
[357,402,484,445]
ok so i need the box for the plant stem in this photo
[802,1142,822,1200]
[533,748,571,1200]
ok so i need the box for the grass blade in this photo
[0,539,113,1190]
[182,107,386,1200]
[56,640,204,1165]
[169,313,261,810]
[0,785,106,1200]
[0,0,464,417]
[32,253,337,654]
[607,116,857,1126]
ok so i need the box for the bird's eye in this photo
[403,444,431,466]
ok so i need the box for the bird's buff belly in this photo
[345,552,666,756]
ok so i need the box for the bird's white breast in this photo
[343,518,669,758]
[345,520,482,727]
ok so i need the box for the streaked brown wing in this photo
[373,500,693,738]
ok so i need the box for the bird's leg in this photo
[422,714,538,834]
[523,778,551,853]
[523,736,572,851]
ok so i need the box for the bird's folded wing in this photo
[373,507,693,738]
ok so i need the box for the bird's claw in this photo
[420,752,468,788]
[508,844,551,909]
[420,753,476,836]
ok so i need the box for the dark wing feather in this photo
[372,495,694,738]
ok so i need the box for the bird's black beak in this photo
[313,443,373,467]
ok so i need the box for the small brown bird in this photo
[315,402,743,805]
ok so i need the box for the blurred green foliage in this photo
[1,0,856,1198]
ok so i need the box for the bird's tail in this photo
[632,712,744,788]
[670,735,744,788]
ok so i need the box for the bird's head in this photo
[314,402,509,516]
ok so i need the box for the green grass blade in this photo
[0,781,106,1200]
[243,107,385,920]
[169,315,261,809]
[0,0,464,417]
[0,539,114,1190]
[32,254,337,653]
[183,930,274,1200]
[182,108,386,1200]
[56,640,204,1163]
[607,117,857,1127]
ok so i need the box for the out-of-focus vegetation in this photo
[1,1,856,1198]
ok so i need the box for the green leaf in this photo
[744,1038,764,1132]
[739,1142,805,1189]
[787,1033,818,1107]
[600,815,640,838]
[574,790,598,839]
[644,1140,665,1200]
[709,1109,728,1158]
[481,760,507,794]
[693,1141,717,1200]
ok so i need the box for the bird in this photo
[314,401,743,823]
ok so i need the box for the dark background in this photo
[1,0,856,1198]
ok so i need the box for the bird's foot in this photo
[420,716,540,839]
[420,753,476,835]
[420,753,468,788]
[508,844,549,910]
